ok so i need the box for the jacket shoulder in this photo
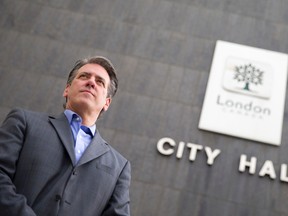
[10,108,51,119]
[4,108,53,128]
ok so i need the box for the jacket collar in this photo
[49,113,109,166]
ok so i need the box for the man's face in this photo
[63,63,111,117]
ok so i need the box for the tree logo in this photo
[234,63,264,91]
[222,57,273,99]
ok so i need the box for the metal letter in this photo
[205,147,221,165]
[239,154,257,174]
[186,143,203,161]
[157,137,175,156]
[259,160,276,179]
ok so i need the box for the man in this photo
[0,56,131,216]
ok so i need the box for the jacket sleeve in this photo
[101,160,131,216]
[0,108,36,216]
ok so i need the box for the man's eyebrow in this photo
[77,71,90,76]
[95,75,106,81]
[78,71,108,83]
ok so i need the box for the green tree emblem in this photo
[234,63,264,91]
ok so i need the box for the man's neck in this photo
[66,108,98,126]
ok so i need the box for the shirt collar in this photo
[64,109,96,136]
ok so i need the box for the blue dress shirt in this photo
[64,110,96,164]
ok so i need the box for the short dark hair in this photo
[66,56,118,98]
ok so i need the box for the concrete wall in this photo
[1,0,288,215]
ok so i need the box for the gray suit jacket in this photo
[0,108,131,216]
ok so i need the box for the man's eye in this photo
[97,80,105,86]
[79,74,88,79]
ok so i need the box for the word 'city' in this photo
[157,137,288,183]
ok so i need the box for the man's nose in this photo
[86,78,95,88]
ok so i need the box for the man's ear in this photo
[103,97,112,112]
[63,84,70,97]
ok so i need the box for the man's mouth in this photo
[81,90,94,96]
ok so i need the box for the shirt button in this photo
[55,195,61,202]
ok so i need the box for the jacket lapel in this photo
[49,113,76,165]
[76,131,109,166]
